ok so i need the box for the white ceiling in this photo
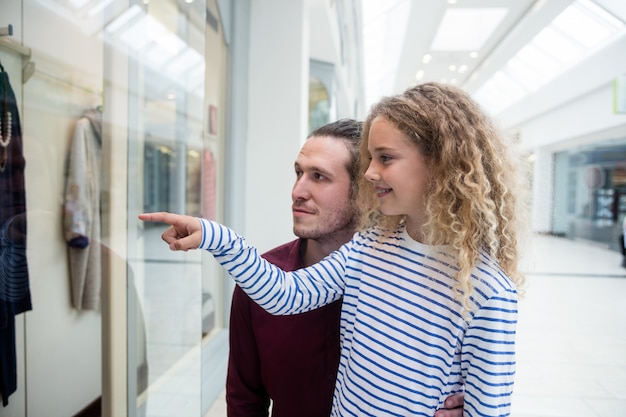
[361,0,626,118]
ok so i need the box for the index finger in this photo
[139,212,177,225]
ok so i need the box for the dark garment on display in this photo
[226,238,342,417]
[0,63,32,407]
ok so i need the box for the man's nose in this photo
[292,177,311,201]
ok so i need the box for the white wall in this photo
[243,0,310,252]
[241,0,365,253]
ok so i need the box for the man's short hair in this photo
[308,119,362,196]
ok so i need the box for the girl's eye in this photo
[380,155,391,163]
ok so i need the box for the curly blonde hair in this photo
[357,82,527,314]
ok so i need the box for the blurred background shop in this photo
[0,1,624,417]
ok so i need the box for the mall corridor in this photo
[510,234,626,416]
[202,234,626,417]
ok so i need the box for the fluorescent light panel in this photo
[474,0,626,115]
[431,8,508,50]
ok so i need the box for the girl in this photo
[140,82,527,416]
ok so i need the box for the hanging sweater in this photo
[63,110,102,310]
[198,219,518,417]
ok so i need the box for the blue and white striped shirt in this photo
[199,219,517,417]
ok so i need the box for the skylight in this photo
[431,8,508,51]
[474,0,626,115]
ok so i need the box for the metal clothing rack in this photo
[0,24,32,58]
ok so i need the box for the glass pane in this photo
[120,1,208,416]
[199,1,230,414]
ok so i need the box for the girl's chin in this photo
[378,206,399,216]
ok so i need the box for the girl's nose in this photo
[364,162,379,182]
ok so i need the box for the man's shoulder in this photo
[262,238,303,270]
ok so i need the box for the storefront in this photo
[553,140,626,252]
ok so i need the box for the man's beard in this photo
[294,206,357,244]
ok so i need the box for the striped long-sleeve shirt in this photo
[199,219,518,417]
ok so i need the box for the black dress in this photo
[0,62,32,407]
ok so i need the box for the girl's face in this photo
[364,116,430,236]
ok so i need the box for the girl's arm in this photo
[460,290,518,416]
[138,212,345,314]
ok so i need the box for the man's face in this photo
[291,135,356,243]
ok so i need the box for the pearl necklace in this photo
[0,111,11,147]
[1,68,11,171]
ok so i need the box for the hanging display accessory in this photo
[0,63,12,171]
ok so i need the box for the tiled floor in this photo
[166,234,626,417]
[511,235,626,417]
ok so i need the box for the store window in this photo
[0,1,229,416]
[121,1,229,416]
[553,140,626,251]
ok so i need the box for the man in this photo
[225,119,464,417]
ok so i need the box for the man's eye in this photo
[313,173,326,181]
[295,170,303,178]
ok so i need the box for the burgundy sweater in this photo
[226,238,342,417]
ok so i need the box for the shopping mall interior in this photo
[0,0,625,416]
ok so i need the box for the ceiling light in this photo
[449,64,457,71]
[470,51,478,58]
[422,54,432,64]
[431,8,508,50]
[415,70,424,80]
[458,65,468,73]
